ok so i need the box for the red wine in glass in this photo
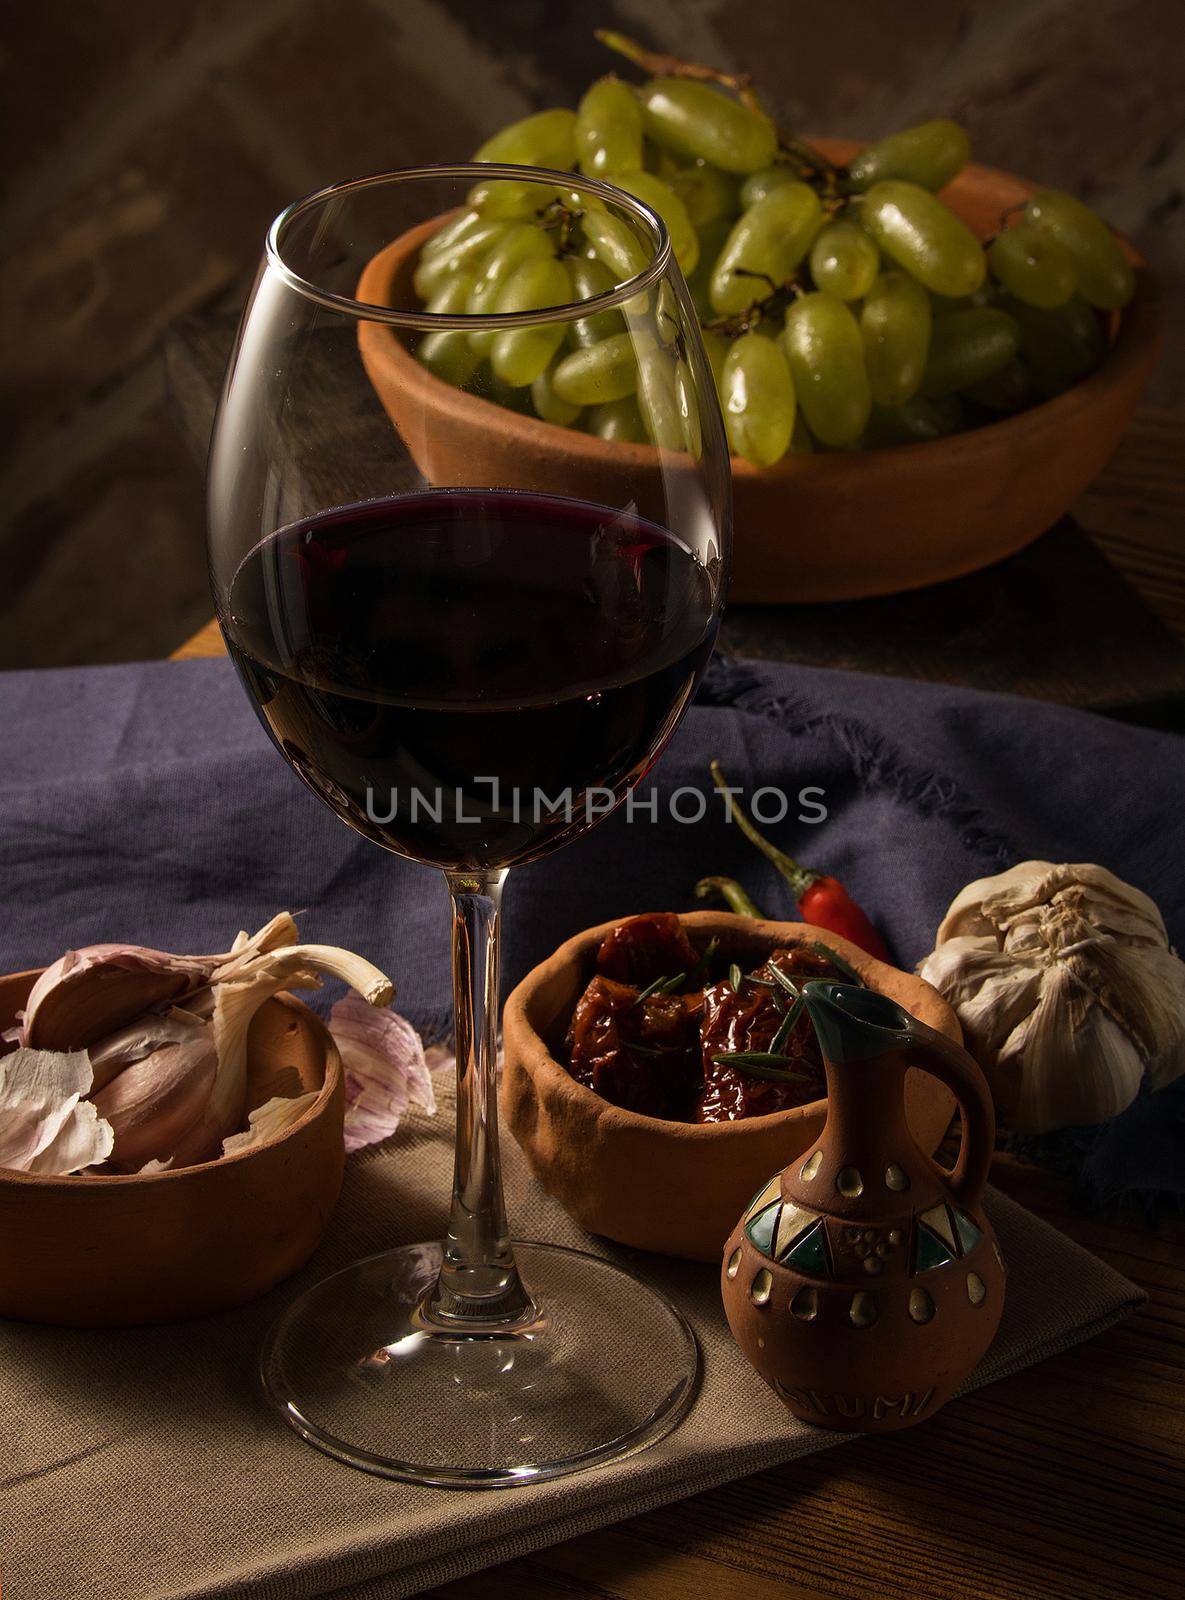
[223,489,719,870]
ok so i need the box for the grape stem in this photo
[703,272,802,337]
[594,27,772,120]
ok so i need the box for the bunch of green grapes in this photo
[413,34,1135,466]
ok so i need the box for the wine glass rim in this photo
[265,163,675,329]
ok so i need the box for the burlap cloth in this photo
[0,1075,1143,1600]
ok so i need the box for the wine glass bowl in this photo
[207,167,730,1486]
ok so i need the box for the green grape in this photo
[740,165,797,208]
[710,184,824,314]
[587,395,649,443]
[1024,189,1134,310]
[552,332,639,405]
[465,223,556,352]
[606,170,699,272]
[998,292,1106,397]
[415,271,481,388]
[963,358,1037,412]
[846,121,971,192]
[635,342,684,449]
[638,78,778,174]
[576,76,644,177]
[416,332,481,389]
[700,328,729,395]
[581,210,649,291]
[929,283,996,312]
[485,371,535,415]
[568,257,624,347]
[674,356,703,458]
[921,308,1019,398]
[532,359,584,426]
[425,272,475,315]
[413,218,508,300]
[467,178,560,220]
[809,219,880,300]
[685,215,732,323]
[781,292,871,447]
[989,222,1077,309]
[667,161,739,227]
[864,395,962,446]
[474,108,577,169]
[790,413,814,453]
[720,332,796,467]
[422,208,484,260]
[860,270,931,405]
[489,256,573,386]
[859,181,986,298]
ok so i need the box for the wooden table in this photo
[174,354,1185,1595]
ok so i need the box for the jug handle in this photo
[903,1022,996,1206]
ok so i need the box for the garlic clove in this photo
[90,1014,219,1169]
[21,913,301,1053]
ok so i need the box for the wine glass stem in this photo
[424,867,536,1331]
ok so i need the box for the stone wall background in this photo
[1,0,1181,667]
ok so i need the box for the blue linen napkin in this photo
[2,652,1182,1207]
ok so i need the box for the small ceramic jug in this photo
[721,981,1005,1432]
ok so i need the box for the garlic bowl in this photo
[0,967,344,1327]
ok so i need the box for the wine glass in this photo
[207,165,731,1487]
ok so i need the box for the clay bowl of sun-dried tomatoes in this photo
[502,910,961,1262]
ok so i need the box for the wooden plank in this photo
[420,1148,1185,1600]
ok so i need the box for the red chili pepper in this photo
[708,761,891,962]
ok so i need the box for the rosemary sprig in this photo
[710,1052,814,1085]
[690,935,720,981]
[728,961,744,993]
[810,941,863,985]
[633,970,688,1006]
[768,994,805,1055]
[767,964,801,999]
[633,975,669,1005]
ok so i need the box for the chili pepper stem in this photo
[710,760,817,900]
[694,875,763,919]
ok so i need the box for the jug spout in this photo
[800,981,917,1065]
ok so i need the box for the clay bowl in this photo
[356,139,1161,603]
[0,968,345,1327]
[501,912,961,1263]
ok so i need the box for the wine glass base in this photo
[261,1240,700,1488]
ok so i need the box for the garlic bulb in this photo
[2,915,397,1175]
[919,861,1185,1132]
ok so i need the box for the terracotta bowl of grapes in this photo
[500,910,961,1263]
[0,968,344,1327]
[356,138,1160,605]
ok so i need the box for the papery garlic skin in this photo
[222,1092,319,1156]
[0,1047,114,1174]
[920,861,1185,1132]
[330,994,436,1154]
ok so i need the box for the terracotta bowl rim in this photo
[503,910,958,1142]
[363,142,1161,478]
[0,971,342,1189]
